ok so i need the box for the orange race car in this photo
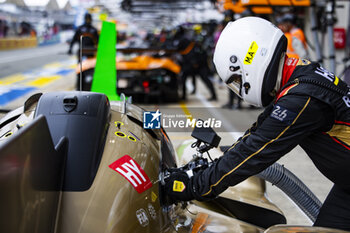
[76,48,181,103]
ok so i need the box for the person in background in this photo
[68,13,99,63]
[277,13,309,59]
[19,21,32,36]
[0,20,8,38]
[174,25,217,101]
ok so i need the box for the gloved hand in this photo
[164,170,195,205]
[67,49,72,55]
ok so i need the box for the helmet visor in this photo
[226,74,242,97]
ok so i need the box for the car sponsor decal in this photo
[109,155,152,193]
[270,104,297,125]
[136,209,149,227]
[244,41,258,65]
[147,203,157,220]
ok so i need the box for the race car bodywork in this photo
[76,50,181,103]
[0,91,348,233]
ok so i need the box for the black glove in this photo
[68,49,72,55]
[164,170,195,205]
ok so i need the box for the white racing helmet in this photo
[213,17,287,107]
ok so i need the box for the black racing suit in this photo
[176,36,217,100]
[69,23,99,62]
[191,60,350,230]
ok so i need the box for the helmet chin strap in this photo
[274,52,286,94]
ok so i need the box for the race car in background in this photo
[76,47,181,103]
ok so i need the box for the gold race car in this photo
[0,91,349,233]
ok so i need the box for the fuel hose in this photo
[257,163,322,222]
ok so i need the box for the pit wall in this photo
[0,37,37,50]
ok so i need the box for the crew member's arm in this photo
[192,94,334,200]
[92,28,99,46]
[68,27,81,54]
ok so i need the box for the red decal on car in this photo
[109,155,152,193]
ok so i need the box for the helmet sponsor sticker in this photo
[109,155,152,193]
[270,105,297,125]
[173,180,186,192]
[244,41,258,65]
[260,48,267,56]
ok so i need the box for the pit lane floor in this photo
[0,43,332,226]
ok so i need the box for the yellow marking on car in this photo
[0,74,26,85]
[26,76,60,87]
[173,180,186,192]
[114,121,124,127]
[128,136,136,142]
[115,131,126,138]
[202,97,311,197]
[151,192,158,202]
[4,132,13,138]
[244,41,258,65]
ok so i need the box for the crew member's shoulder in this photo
[292,59,319,75]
